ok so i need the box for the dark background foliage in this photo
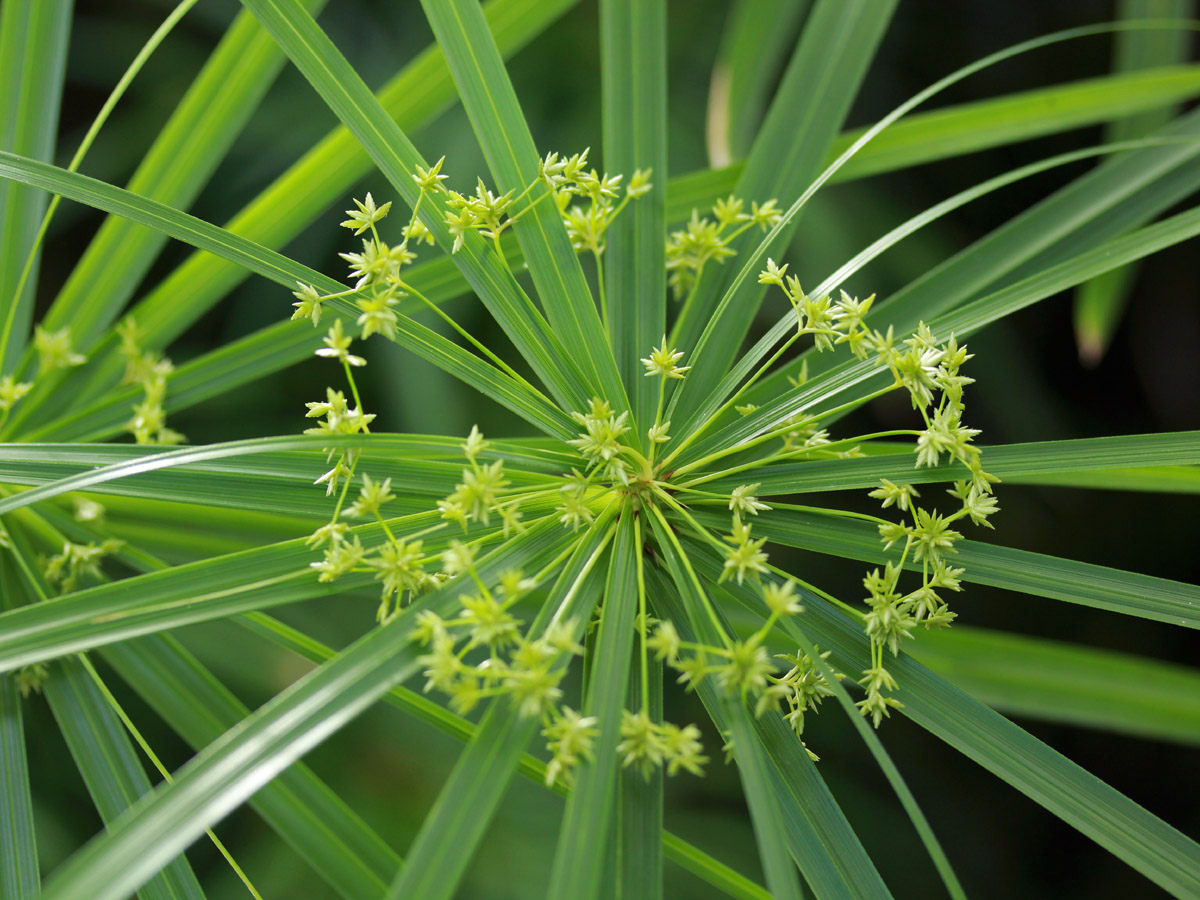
[27,1,1199,896]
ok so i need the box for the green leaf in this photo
[601,0,667,426]
[1012,465,1200,494]
[0,672,36,900]
[1074,1,1195,364]
[239,0,595,416]
[615,655,663,900]
[37,522,573,900]
[43,659,207,900]
[701,431,1200,495]
[0,558,38,900]
[687,61,1200,217]
[0,436,561,519]
[102,634,403,900]
[35,0,329,358]
[706,0,810,166]
[691,541,1200,899]
[907,625,1200,746]
[44,0,578,426]
[421,0,631,421]
[386,520,612,900]
[0,152,573,440]
[645,523,804,900]
[670,0,896,431]
[833,63,1200,183]
[661,834,771,900]
[722,699,805,900]
[546,512,639,900]
[0,0,70,370]
[3,522,209,900]
[702,507,1200,628]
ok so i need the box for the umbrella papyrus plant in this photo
[0,1,1198,899]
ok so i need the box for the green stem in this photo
[647,501,729,648]
[676,429,920,487]
[634,516,650,710]
[399,279,545,395]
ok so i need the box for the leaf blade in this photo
[0,0,70,370]
[705,507,1200,628]
[545,512,640,900]
[694,541,1200,899]
[37,522,573,900]
[422,0,630,419]
[601,0,667,425]
[907,625,1200,746]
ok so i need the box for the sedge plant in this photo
[0,1,1198,899]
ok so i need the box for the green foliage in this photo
[0,2,1198,900]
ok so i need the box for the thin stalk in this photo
[76,656,264,900]
[647,502,730,647]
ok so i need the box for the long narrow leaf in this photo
[103,634,403,900]
[0,0,70,370]
[0,554,38,900]
[907,625,1200,745]
[44,660,208,900]
[386,520,612,900]
[701,431,1200,495]
[601,0,667,424]
[689,540,1200,899]
[545,512,639,900]
[37,522,573,900]
[1074,0,1194,364]
[697,508,1200,628]
[0,504,523,671]
[422,0,630,418]
[706,0,810,166]
[0,438,559,518]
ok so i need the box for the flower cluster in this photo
[33,325,86,373]
[666,195,782,300]
[540,149,652,258]
[648,579,832,759]
[287,155,1005,791]
[42,538,123,594]
[758,259,1000,724]
[117,319,183,445]
[438,426,520,533]
[0,375,32,415]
